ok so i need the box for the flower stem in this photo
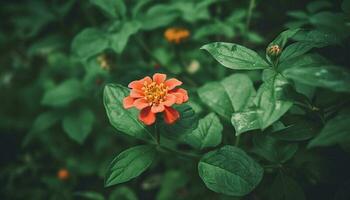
[154,122,160,145]
[243,0,256,44]
[135,35,164,66]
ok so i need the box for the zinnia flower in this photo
[164,27,190,44]
[123,73,188,125]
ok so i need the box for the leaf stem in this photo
[159,145,200,160]
[263,164,282,169]
[235,135,241,147]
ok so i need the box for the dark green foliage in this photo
[1,0,350,199]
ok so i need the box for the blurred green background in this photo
[1,0,350,199]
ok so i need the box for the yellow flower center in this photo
[142,81,168,105]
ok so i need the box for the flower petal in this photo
[165,78,182,90]
[163,107,180,124]
[130,89,144,98]
[128,80,143,90]
[163,94,176,107]
[151,103,165,113]
[153,73,167,84]
[134,98,150,110]
[169,88,189,104]
[123,96,135,109]
[139,107,156,125]
[128,76,152,90]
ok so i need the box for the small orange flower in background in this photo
[57,168,70,181]
[123,73,189,125]
[164,27,190,44]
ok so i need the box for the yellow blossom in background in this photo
[164,27,190,44]
[186,59,200,74]
[97,54,110,70]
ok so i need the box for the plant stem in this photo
[263,164,282,169]
[135,35,164,66]
[243,0,256,44]
[235,135,241,147]
[160,145,200,159]
[154,122,160,145]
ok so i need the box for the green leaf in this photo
[156,170,188,200]
[30,111,60,133]
[75,191,105,200]
[63,108,95,144]
[198,145,263,196]
[292,30,339,47]
[131,0,152,17]
[247,32,265,44]
[269,172,306,200]
[182,113,223,150]
[193,22,235,40]
[308,110,350,148]
[231,73,293,135]
[159,104,198,139]
[140,5,179,30]
[269,29,300,49]
[198,74,256,120]
[105,145,156,187]
[231,110,261,135]
[201,42,269,70]
[103,84,152,140]
[109,21,141,53]
[283,65,350,93]
[279,53,329,71]
[174,0,216,23]
[252,134,298,163]
[90,0,126,18]
[71,28,109,60]
[23,111,61,146]
[109,186,138,200]
[269,115,318,141]
[198,82,233,120]
[287,11,308,19]
[72,21,140,60]
[254,74,294,129]
[221,74,257,111]
[280,42,316,63]
[307,1,332,13]
[41,79,83,107]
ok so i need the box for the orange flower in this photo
[57,168,69,181]
[123,73,189,125]
[164,27,190,44]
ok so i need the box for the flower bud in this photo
[266,45,282,57]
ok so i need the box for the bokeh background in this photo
[1,0,350,199]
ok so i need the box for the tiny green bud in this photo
[266,45,282,57]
